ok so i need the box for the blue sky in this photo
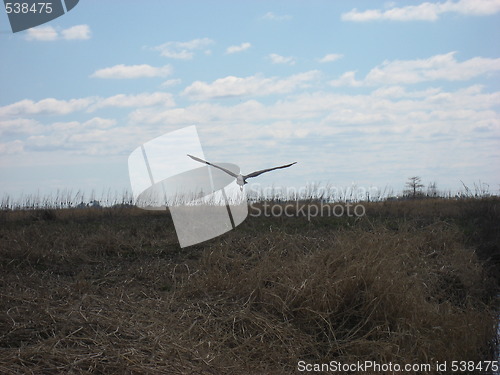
[1,0,499,201]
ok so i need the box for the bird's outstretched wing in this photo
[187,154,239,178]
[244,162,297,179]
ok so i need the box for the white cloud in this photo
[269,53,296,65]
[330,71,364,87]
[372,86,443,98]
[81,117,117,129]
[90,64,173,79]
[226,42,252,54]
[0,140,24,154]
[26,134,65,151]
[25,26,58,41]
[161,79,182,88]
[26,117,126,154]
[0,119,42,136]
[0,98,93,117]
[61,25,91,40]
[342,0,500,22]
[330,52,500,86]
[264,121,310,139]
[262,12,292,21]
[153,38,214,59]
[25,24,91,41]
[0,92,175,118]
[318,54,343,63]
[89,92,175,111]
[182,71,320,100]
[129,100,268,125]
[49,121,80,131]
[48,117,116,133]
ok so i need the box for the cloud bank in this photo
[25,24,91,41]
[342,0,500,22]
[90,64,173,79]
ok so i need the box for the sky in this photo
[1,0,499,203]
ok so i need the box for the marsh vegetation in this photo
[0,196,499,374]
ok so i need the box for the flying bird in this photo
[188,154,297,190]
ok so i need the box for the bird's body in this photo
[188,154,296,190]
[236,174,245,187]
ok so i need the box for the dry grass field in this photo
[0,198,499,374]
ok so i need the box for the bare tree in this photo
[405,176,425,199]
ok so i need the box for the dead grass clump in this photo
[172,221,497,371]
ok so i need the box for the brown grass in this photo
[0,198,498,374]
